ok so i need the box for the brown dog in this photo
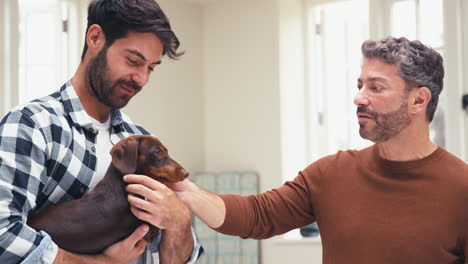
[27,135,189,254]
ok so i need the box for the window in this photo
[282,0,370,241]
[306,0,370,163]
[18,0,82,105]
[18,0,65,104]
[390,0,446,148]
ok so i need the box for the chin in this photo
[108,96,132,109]
[359,129,379,143]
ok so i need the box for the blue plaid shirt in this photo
[0,81,203,263]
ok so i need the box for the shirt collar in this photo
[60,80,125,130]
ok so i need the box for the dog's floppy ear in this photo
[110,137,139,175]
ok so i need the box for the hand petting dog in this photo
[124,175,192,231]
[124,174,194,263]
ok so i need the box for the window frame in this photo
[0,0,19,117]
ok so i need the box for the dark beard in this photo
[86,46,141,109]
[357,95,412,143]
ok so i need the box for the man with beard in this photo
[151,37,468,263]
[0,0,202,263]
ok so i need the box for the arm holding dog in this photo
[0,110,59,263]
[53,224,149,264]
[26,135,198,258]
[125,174,195,263]
[0,113,151,264]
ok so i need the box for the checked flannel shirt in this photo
[0,81,203,263]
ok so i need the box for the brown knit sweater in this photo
[215,145,468,263]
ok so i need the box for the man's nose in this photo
[131,69,149,87]
[354,89,370,106]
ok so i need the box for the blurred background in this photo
[1,0,467,263]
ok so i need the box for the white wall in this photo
[202,0,281,177]
[125,0,205,174]
[202,0,322,263]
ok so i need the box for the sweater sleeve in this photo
[214,157,331,239]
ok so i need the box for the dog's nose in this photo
[181,169,190,178]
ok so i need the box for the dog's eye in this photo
[154,151,165,159]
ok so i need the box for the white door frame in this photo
[0,0,19,117]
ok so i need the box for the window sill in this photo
[273,236,322,245]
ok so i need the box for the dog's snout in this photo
[180,169,190,178]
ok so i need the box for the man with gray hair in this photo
[147,37,468,263]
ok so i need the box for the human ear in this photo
[410,87,431,114]
[85,24,106,57]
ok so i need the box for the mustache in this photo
[115,79,142,92]
[356,107,376,117]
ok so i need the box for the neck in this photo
[377,119,437,161]
[71,63,112,122]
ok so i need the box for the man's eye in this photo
[127,58,138,64]
[149,67,155,72]
[371,86,382,91]
[357,85,362,90]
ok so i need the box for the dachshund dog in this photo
[27,135,189,254]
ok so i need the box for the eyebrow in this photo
[357,77,390,84]
[124,49,161,65]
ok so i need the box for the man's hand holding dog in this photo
[124,174,194,263]
[54,224,149,264]
[124,174,191,229]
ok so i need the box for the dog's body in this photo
[27,135,189,254]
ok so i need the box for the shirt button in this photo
[79,187,86,193]
[91,146,96,152]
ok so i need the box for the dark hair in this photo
[361,37,444,122]
[81,0,183,61]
